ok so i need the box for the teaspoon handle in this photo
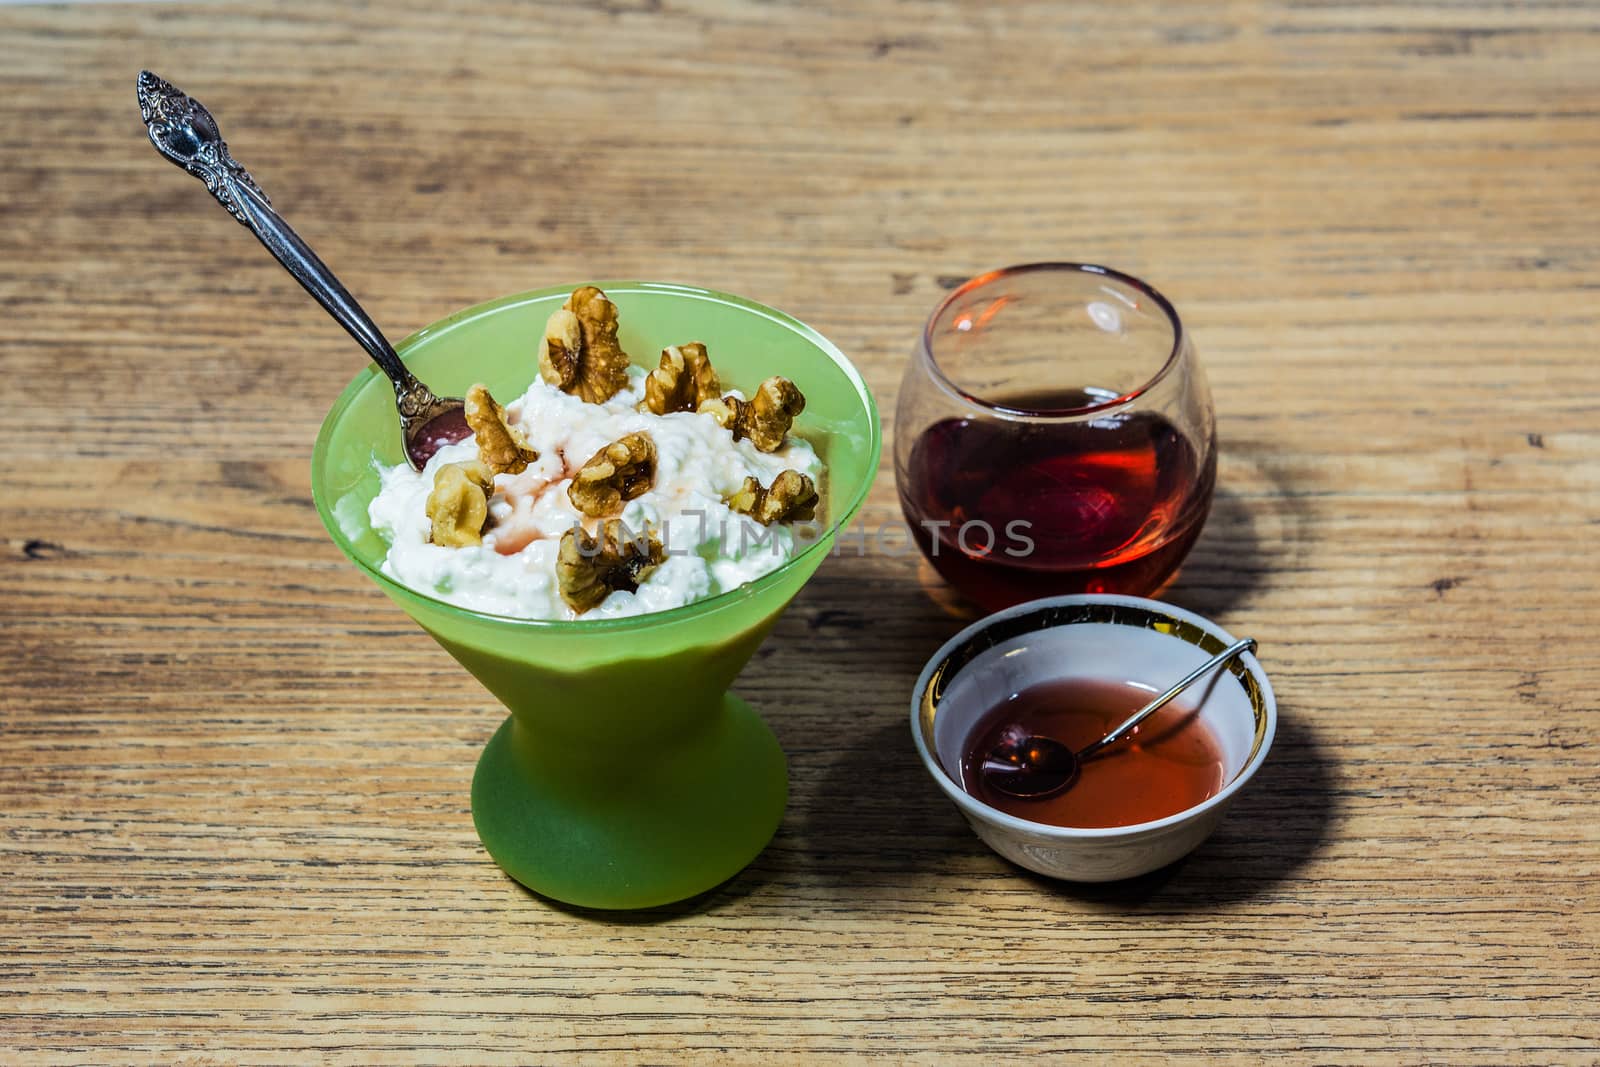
[136,71,421,402]
[228,180,416,393]
[1079,637,1258,760]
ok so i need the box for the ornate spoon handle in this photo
[136,71,447,428]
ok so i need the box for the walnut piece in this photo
[699,376,805,452]
[538,286,632,405]
[567,432,658,517]
[557,520,666,613]
[464,383,538,475]
[727,470,819,525]
[426,461,495,547]
[642,342,721,415]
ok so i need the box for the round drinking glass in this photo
[894,263,1216,613]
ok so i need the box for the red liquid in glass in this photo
[899,389,1214,612]
[959,677,1226,829]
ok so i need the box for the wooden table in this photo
[4,2,1598,1062]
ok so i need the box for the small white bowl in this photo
[910,594,1277,882]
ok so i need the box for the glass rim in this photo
[311,280,883,633]
[919,262,1186,419]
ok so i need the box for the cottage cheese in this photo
[368,368,823,620]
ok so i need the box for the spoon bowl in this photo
[981,729,1081,797]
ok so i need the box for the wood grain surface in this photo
[3,1,1598,1062]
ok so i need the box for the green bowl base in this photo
[470,693,787,909]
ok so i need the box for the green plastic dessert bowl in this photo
[310,282,881,909]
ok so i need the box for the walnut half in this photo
[727,470,818,525]
[464,383,538,475]
[567,432,657,517]
[557,520,666,613]
[699,376,805,453]
[539,286,632,405]
[643,342,720,415]
[427,461,495,547]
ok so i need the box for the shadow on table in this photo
[541,457,1331,921]
[790,715,993,897]
[1164,442,1317,620]
[777,707,1337,915]
[1162,484,1263,619]
[786,705,1335,913]
[777,535,1336,912]
[532,699,1334,926]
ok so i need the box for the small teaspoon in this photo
[136,71,467,470]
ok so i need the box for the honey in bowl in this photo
[958,677,1226,828]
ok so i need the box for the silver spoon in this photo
[983,637,1258,798]
[135,71,467,470]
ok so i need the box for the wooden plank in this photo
[2,0,1597,1061]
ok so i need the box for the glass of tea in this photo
[895,263,1216,612]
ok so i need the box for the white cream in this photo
[367,368,824,620]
